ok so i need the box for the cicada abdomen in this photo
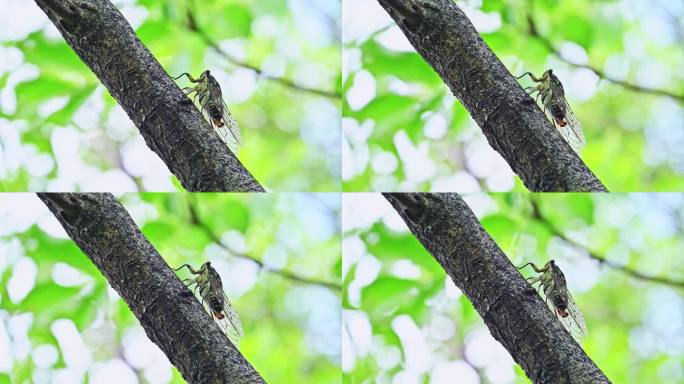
[516,69,586,154]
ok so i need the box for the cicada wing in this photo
[223,292,243,336]
[550,270,587,341]
[541,274,558,315]
[216,316,241,346]
[216,292,243,345]
[563,292,588,340]
[556,100,585,154]
[215,107,242,153]
[198,291,240,344]
[199,294,213,317]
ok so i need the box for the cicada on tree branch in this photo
[516,69,586,154]
[518,260,588,341]
[173,70,242,153]
[174,261,244,345]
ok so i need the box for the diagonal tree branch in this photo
[34,0,264,192]
[525,14,684,103]
[185,9,341,99]
[186,200,342,291]
[383,193,611,384]
[37,193,265,384]
[529,199,684,289]
[377,0,607,192]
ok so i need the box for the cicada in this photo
[174,261,243,345]
[173,70,242,152]
[516,69,585,154]
[518,260,588,341]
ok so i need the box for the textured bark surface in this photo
[377,0,607,192]
[38,193,265,384]
[383,193,611,384]
[34,0,264,192]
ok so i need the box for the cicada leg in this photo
[524,86,538,95]
[174,264,202,274]
[517,262,546,273]
[181,86,197,96]
[172,72,201,83]
[516,72,543,82]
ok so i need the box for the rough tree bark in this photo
[34,0,264,192]
[377,0,607,192]
[383,193,611,384]
[38,193,265,384]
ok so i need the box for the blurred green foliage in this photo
[342,0,684,191]
[343,193,684,383]
[0,0,340,191]
[0,193,341,383]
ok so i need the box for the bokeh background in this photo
[0,0,341,192]
[342,0,684,192]
[342,193,684,383]
[0,193,341,383]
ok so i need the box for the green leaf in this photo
[45,85,98,125]
[556,14,593,48]
[481,0,504,12]
[353,94,417,121]
[363,223,440,272]
[567,194,594,224]
[362,277,415,318]
[362,40,441,86]
[224,5,253,37]
[26,227,100,277]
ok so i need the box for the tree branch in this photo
[37,193,265,383]
[187,200,342,291]
[530,199,684,289]
[185,8,341,99]
[383,193,611,384]
[525,14,684,103]
[34,0,264,192]
[377,0,607,192]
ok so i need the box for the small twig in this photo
[530,198,684,289]
[186,9,340,99]
[187,199,341,291]
[526,14,684,103]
